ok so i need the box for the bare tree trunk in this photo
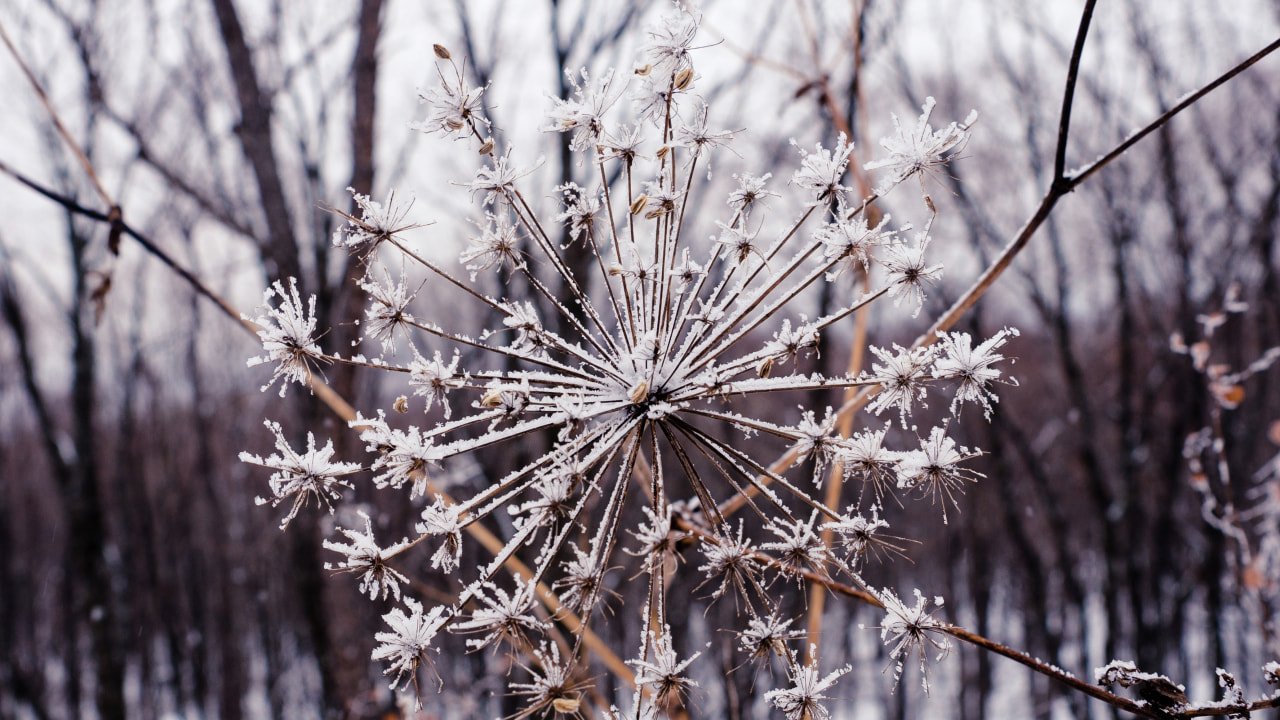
[209,0,303,286]
[327,0,384,417]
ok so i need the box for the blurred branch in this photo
[0,20,112,211]
[0,248,71,484]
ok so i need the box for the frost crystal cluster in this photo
[242,7,1015,716]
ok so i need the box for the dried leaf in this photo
[1210,383,1244,409]
[1190,341,1211,371]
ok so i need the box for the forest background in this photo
[2,1,1279,718]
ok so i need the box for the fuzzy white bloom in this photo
[818,209,897,281]
[895,426,980,523]
[510,643,585,718]
[738,611,803,663]
[761,319,820,372]
[466,150,529,207]
[715,221,763,268]
[838,423,900,501]
[864,344,938,426]
[765,652,850,720]
[544,68,618,152]
[324,510,411,601]
[626,504,683,575]
[452,579,547,651]
[1263,660,1280,687]
[416,496,466,573]
[932,327,1020,418]
[361,272,416,353]
[762,511,831,580]
[822,505,904,566]
[727,172,779,215]
[500,301,548,356]
[670,247,706,294]
[880,588,951,693]
[630,628,701,704]
[880,234,943,318]
[356,412,445,499]
[461,212,523,277]
[509,463,577,530]
[867,96,977,195]
[241,420,360,529]
[633,74,681,127]
[673,103,737,178]
[372,597,449,690]
[332,187,416,251]
[555,182,601,243]
[644,8,699,78]
[792,407,840,477]
[697,522,759,604]
[641,180,683,219]
[792,133,855,205]
[553,544,610,616]
[408,351,465,419]
[245,278,323,396]
[413,65,489,139]
[600,123,644,163]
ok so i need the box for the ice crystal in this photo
[864,344,938,425]
[792,133,855,204]
[544,68,618,153]
[451,579,547,652]
[896,426,982,523]
[738,611,803,664]
[630,629,701,705]
[244,278,324,396]
[332,187,417,252]
[241,420,360,529]
[372,597,448,691]
[866,96,977,195]
[880,588,951,692]
[324,510,411,601]
[765,652,850,720]
[932,326,1020,418]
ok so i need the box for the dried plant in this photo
[242,7,1020,716]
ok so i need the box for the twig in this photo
[0,20,113,210]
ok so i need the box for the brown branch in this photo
[0,20,113,210]
[208,0,302,285]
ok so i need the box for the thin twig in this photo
[0,20,113,210]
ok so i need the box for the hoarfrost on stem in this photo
[238,4,1025,710]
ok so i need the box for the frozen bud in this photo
[757,357,773,378]
[552,698,581,714]
[674,68,694,91]
[478,139,495,155]
[393,396,409,414]
[630,194,648,216]
[433,44,451,59]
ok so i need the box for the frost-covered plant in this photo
[241,6,1016,716]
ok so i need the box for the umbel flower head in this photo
[242,6,1008,715]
